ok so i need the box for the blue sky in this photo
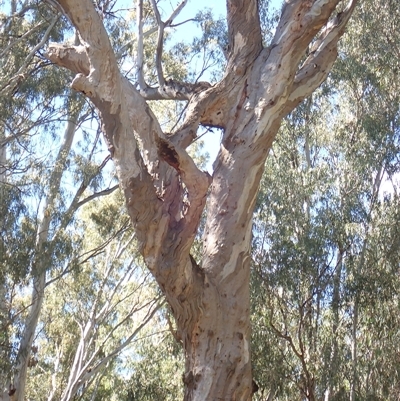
[176,0,283,20]
[164,0,283,46]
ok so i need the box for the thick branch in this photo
[46,44,212,101]
[172,0,357,152]
[167,0,266,151]
[170,82,228,148]
[286,0,358,111]
[46,44,90,75]
[226,0,262,70]
[265,0,343,93]
[224,0,357,149]
[273,0,342,49]
[46,38,210,247]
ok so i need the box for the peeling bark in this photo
[46,0,357,399]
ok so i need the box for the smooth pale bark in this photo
[0,133,10,401]
[46,0,357,399]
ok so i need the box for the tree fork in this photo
[46,0,358,399]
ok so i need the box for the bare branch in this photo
[165,0,188,25]
[75,184,119,209]
[46,44,90,75]
[136,0,147,90]
[76,299,163,390]
[116,0,189,59]
[149,0,165,86]
[46,43,211,101]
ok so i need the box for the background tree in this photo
[251,1,400,399]
[0,2,133,399]
[22,192,162,401]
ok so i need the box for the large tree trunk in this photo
[183,265,252,400]
[181,138,268,399]
[46,0,357,399]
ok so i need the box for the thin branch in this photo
[0,22,46,59]
[1,15,60,96]
[116,0,189,59]
[136,0,147,90]
[169,17,198,28]
[74,299,163,392]
[60,155,112,227]
[269,319,303,360]
[45,221,130,287]
[149,0,165,86]
[165,0,188,25]
[75,184,119,209]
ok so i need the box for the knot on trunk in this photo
[156,137,180,172]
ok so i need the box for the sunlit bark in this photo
[47,0,357,399]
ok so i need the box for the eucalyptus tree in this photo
[0,1,68,396]
[251,86,400,400]
[44,0,358,399]
[335,1,400,399]
[20,192,162,401]
[250,0,400,399]
[0,2,124,400]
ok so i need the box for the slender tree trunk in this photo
[350,294,358,401]
[0,135,5,182]
[13,116,77,401]
[325,247,343,401]
[0,131,12,401]
[349,167,383,401]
